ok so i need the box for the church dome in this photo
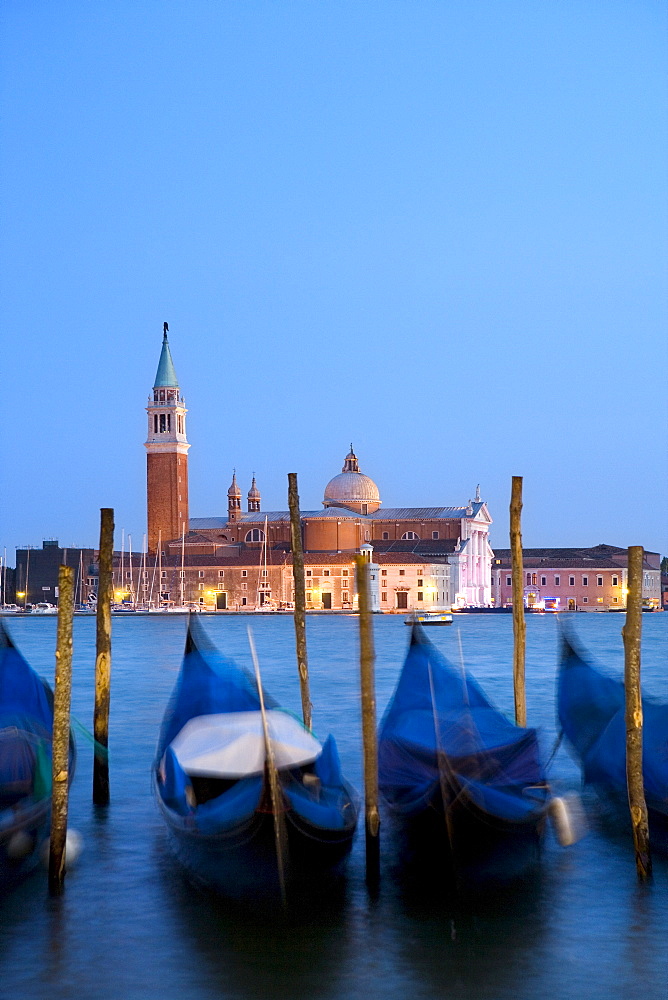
[323,447,381,514]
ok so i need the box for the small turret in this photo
[247,476,261,513]
[228,472,242,522]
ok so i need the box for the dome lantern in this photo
[323,447,381,515]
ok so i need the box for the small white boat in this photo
[32,602,58,615]
[404,612,453,626]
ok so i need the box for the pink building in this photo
[491,544,661,612]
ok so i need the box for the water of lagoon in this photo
[1,612,666,1000]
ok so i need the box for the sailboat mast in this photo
[180,523,185,607]
[141,535,147,609]
[128,534,134,605]
[120,528,125,601]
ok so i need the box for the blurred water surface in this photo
[0,612,666,999]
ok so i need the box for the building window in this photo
[569,576,575,586]
[526,573,531,585]
[242,570,247,578]
[418,579,423,587]
[179,570,185,579]
[432,531,439,539]
[241,583,247,590]
[612,576,618,586]
[262,570,268,577]
[198,583,204,591]
[219,570,224,577]
[364,531,370,541]
[597,597,603,603]
[541,576,546,586]
[161,571,167,579]
[198,571,204,578]
[245,529,265,543]
[531,574,537,586]
[381,570,387,576]
[582,597,588,603]
[153,415,158,433]
[323,570,330,577]
[402,531,419,540]
[506,576,512,586]
[555,576,560,586]
[342,569,349,577]
[417,592,423,601]
[306,570,312,577]
[597,576,603,586]
[612,596,618,603]
[306,591,312,600]
[242,597,247,606]
[582,576,588,586]
[361,504,368,515]
[399,570,405,576]
[381,591,387,602]
[382,532,389,540]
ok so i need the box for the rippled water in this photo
[1,613,666,999]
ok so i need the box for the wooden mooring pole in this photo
[623,545,652,880]
[510,476,527,727]
[49,564,75,895]
[94,508,114,805]
[288,474,312,731]
[355,554,380,882]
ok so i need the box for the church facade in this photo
[139,329,494,610]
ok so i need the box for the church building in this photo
[139,328,494,611]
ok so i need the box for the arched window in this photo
[245,529,265,543]
[401,531,419,540]
[382,532,389,540]
[526,572,532,585]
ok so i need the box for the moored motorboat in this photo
[0,621,76,891]
[557,633,668,845]
[153,617,358,903]
[404,612,453,626]
[378,624,550,879]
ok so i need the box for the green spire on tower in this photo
[153,322,179,388]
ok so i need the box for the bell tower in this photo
[145,323,190,552]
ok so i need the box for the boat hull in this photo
[0,799,50,891]
[379,625,549,881]
[154,775,356,904]
[558,636,668,850]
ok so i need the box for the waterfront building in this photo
[14,540,98,608]
[491,545,662,611]
[143,331,494,610]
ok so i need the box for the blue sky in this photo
[1,1,666,562]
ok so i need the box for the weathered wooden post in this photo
[49,564,75,895]
[94,508,114,805]
[288,474,312,731]
[355,553,380,882]
[510,476,527,727]
[623,545,652,880]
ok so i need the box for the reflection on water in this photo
[0,614,666,1000]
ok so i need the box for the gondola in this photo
[153,617,359,903]
[378,624,550,878]
[0,621,75,890]
[557,633,668,844]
